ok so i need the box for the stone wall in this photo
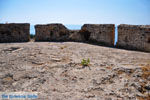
[68,30,84,42]
[34,23,150,52]
[35,24,115,46]
[1,23,150,52]
[0,23,30,43]
[35,24,69,41]
[80,24,115,46]
[117,24,150,52]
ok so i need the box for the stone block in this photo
[0,23,30,43]
[80,24,115,46]
[117,24,150,52]
[35,23,69,41]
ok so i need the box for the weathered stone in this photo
[117,24,150,52]
[80,24,115,46]
[35,23,115,46]
[0,23,30,43]
[68,30,84,42]
[35,23,69,41]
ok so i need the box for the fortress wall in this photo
[117,24,150,52]
[35,24,69,41]
[34,23,150,52]
[35,23,115,46]
[0,23,30,43]
[80,24,115,46]
[68,30,84,42]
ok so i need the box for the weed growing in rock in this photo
[81,58,90,66]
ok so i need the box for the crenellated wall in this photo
[0,23,150,52]
[35,24,69,41]
[117,24,150,52]
[35,24,115,46]
[0,23,30,43]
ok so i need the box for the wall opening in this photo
[79,30,91,41]
[65,25,82,30]
[30,25,35,39]
[30,25,35,35]
[83,31,91,41]
[114,25,118,46]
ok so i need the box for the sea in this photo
[30,25,82,35]
[30,25,118,45]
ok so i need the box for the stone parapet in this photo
[117,24,150,52]
[0,23,30,43]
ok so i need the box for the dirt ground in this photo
[0,42,150,100]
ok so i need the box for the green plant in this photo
[81,58,90,66]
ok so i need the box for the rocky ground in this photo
[0,42,150,100]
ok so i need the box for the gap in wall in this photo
[30,25,35,35]
[65,25,82,30]
[114,25,118,45]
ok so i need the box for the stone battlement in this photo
[0,23,30,43]
[35,23,115,46]
[80,24,115,46]
[0,23,150,52]
[117,24,150,52]
[35,23,69,41]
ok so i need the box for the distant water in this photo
[30,25,117,45]
[65,25,82,30]
[30,25,82,35]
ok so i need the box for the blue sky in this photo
[0,0,150,25]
